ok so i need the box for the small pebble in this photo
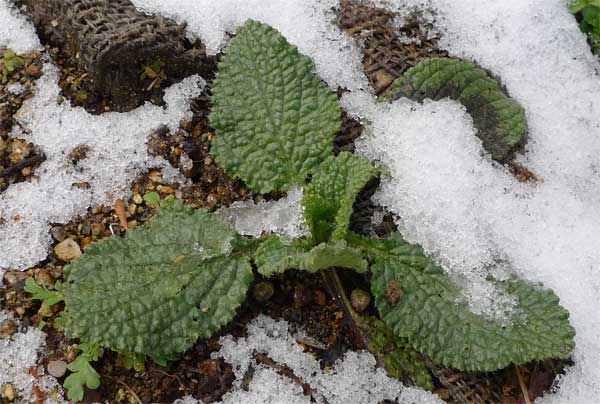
[3,271,28,286]
[350,289,371,313]
[1,383,16,401]
[25,63,41,78]
[132,193,143,204]
[47,360,68,378]
[54,238,82,262]
[0,319,17,338]
[90,222,105,237]
[50,226,67,242]
[253,281,275,302]
[34,268,55,288]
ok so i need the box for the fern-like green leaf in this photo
[210,20,341,193]
[255,236,368,276]
[63,343,101,403]
[61,204,254,361]
[303,152,378,243]
[385,58,526,162]
[352,233,575,371]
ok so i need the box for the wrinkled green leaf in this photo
[303,152,378,243]
[255,236,368,276]
[210,20,340,193]
[24,277,64,306]
[385,58,526,162]
[362,316,433,390]
[570,0,600,13]
[352,233,575,371]
[62,203,254,361]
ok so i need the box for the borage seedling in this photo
[35,20,574,401]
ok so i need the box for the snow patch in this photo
[0,64,204,272]
[0,312,66,404]
[177,315,442,404]
[0,0,41,54]
[131,0,369,92]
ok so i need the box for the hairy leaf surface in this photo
[303,152,378,243]
[62,204,254,361]
[362,317,433,390]
[210,20,340,193]
[255,236,367,276]
[385,58,526,162]
[353,233,575,371]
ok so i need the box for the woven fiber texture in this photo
[337,0,448,94]
[21,0,207,110]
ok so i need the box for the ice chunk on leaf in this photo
[385,58,526,162]
[210,20,340,193]
[61,203,254,361]
[355,233,575,371]
[217,187,307,239]
[303,152,378,243]
[255,236,367,276]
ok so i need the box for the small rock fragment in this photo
[1,384,15,400]
[47,360,68,378]
[253,281,275,302]
[54,238,82,262]
[350,289,371,313]
[0,319,17,338]
[50,226,67,242]
[384,281,404,305]
[3,271,28,286]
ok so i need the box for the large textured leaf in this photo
[210,20,341,193]
[62,204,254,361]
[385,58,526,162]
[255,236,367,276]
[303,152,378,243]
[352,233,575,371]
[362,317,433,390]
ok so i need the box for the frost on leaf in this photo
[353,233,575,371]
[255,236,367,277]
[61,202,254,362]
[303,152,378,243]
[385,58,526,162]
[210,20,341,193]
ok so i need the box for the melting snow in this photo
[0,0,40,53]
[0,312,66,404]
[0,64,203,272]
[175,315,442,404]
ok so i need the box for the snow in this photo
[344,1,600,402]
[131,0,369,92]
[0,64,204,272]
[0,0,40,54]
[217,187,308,239]
[0,312,66,404]
[176,315,442,404]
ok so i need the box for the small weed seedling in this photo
[0,49,24,83]
[28,20,575,401]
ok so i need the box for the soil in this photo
[0,2,569,404]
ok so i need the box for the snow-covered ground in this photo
[2,0,600,402]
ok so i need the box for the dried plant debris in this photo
[18,0,215,112]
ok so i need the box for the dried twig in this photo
[114,199,128,230]
[515,365,533,404]
[0,154,45,177]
